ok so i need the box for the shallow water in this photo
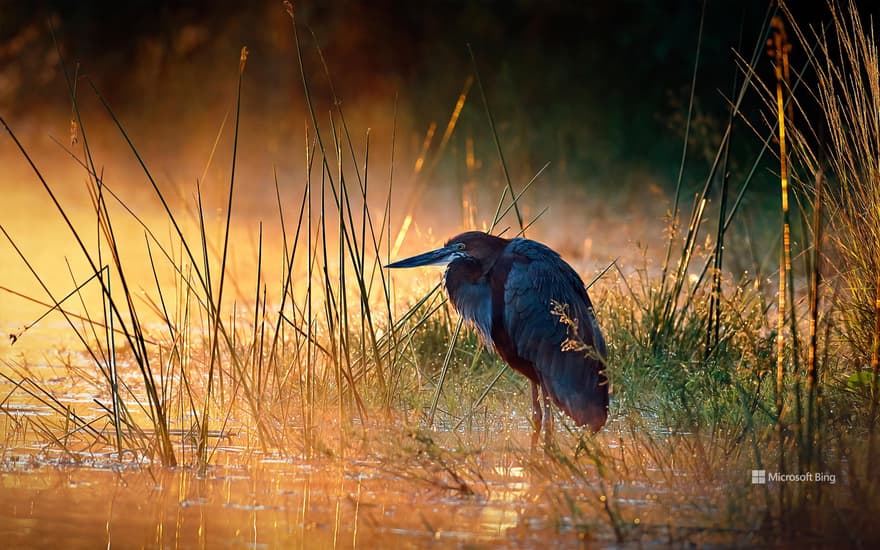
[0,355,753,548]
[0,449,593,549]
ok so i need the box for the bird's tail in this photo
[543,354,609,432]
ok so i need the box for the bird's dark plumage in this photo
[387,231,608,435]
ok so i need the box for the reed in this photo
[782,0,880,481]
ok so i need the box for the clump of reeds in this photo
[779,0,880,516]
[528,2,880,544]
[785,0,880,438]
[0,1,539,471]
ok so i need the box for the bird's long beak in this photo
[385,245,460,268]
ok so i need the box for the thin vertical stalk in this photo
[706,10,745,358]
[771,14,792,514]
[305,131,315,457]
[335,122,349,431]
[868,265,880,468]
[806,169,823,470]
[252,223,264,405]
[468,43,524,234]
[662,0,706,283]
[199,46,248,469]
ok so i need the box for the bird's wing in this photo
[501,238,608,430]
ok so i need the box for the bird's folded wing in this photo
[502,239,607,428]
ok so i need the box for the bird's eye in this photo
[455,243,466,250]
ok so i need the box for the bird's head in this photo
[385,231,508,271]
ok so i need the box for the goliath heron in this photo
[386,231,608,439]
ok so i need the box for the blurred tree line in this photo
[0,1,830,198]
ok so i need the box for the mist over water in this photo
[0,1,836,394]
[0,2,791,210]
[2,2,728,344]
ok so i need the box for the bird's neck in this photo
[444,257,484,291]
[472,235,510,276]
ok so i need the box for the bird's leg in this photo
[530,381,542,449]
[542,385,554,448]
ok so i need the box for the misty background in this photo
[0,1,832,270]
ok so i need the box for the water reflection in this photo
[478,466,526,535]
[0,452,584,548]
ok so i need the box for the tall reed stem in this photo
[868,266,880,469]
[770,14,792,515]
[806,169,823,470]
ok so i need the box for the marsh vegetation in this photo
[1,1,879,546]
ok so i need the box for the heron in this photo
[386,231,608,441]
